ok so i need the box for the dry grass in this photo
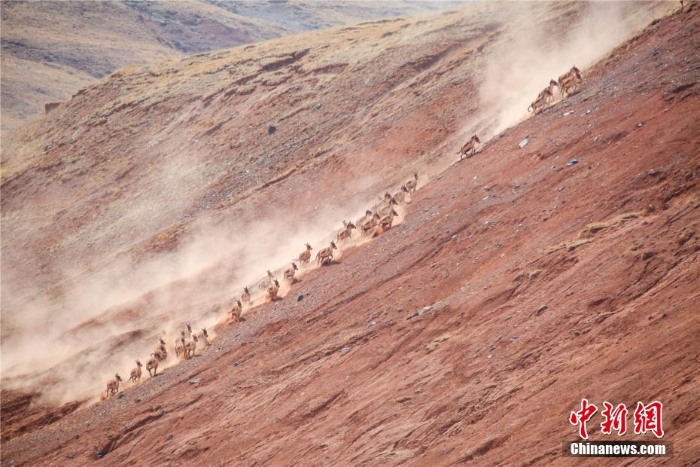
[425,333,452,353]
[541,237,593,256]
[565,238,593,252]
[1,0,446,131]
[619,241,644,258]
[579,212,644,238]
[513,269,543,282]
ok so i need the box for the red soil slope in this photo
[2,3,699,466]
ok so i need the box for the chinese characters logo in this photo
[570,399,664,439]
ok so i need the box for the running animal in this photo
[316,241,338,265]
[404,173,419,193]
[284,262,299,282]
[241,287,251,304]
[557,66,582,97]
[459,135,481,160]
[106,373,123,397]
[129,360,143,383]
[297,243,313,264]
[267,279,281,301]
[528,89,553,115]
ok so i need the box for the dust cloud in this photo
[462,1,673,141]
[0,170,400,404]
[0,0,673,406]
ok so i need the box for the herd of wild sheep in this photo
[458,67,583,160]
[102,66,585,400]
[528,65,583,115]
[101,173,420,399]
[102,324,211,400]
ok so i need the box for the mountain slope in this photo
[0,0,454,131]
[3,2,699,465]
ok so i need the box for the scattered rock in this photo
[234,361,240,367]
[567,159,578,166]
[340,346,352,354]
[315,102,322,109]
[297,293,305,301]
[368,321,376,327]
[535,305,548,316]
[641,251,656,260]
[45,102,61,113]
[268,125,277,135]
[396,396,412,403]
[189,378,202,385]
[677,228,694,246]
[167,435,174,441]
[518,137,529,148]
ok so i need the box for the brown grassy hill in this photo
[0,0,453,131]
[3,1,699,465]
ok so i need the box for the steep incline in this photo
[2,4,698,466]
[1,2,667,350]
[1,3,670,407]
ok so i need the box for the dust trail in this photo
[0,174,396,403]
[0,1,674,405]
[458,1,673,147]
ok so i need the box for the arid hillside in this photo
[0,0,453,131]
[2,1,699,465]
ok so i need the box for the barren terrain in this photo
[2,1,699,465]
[0,0,452,131]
